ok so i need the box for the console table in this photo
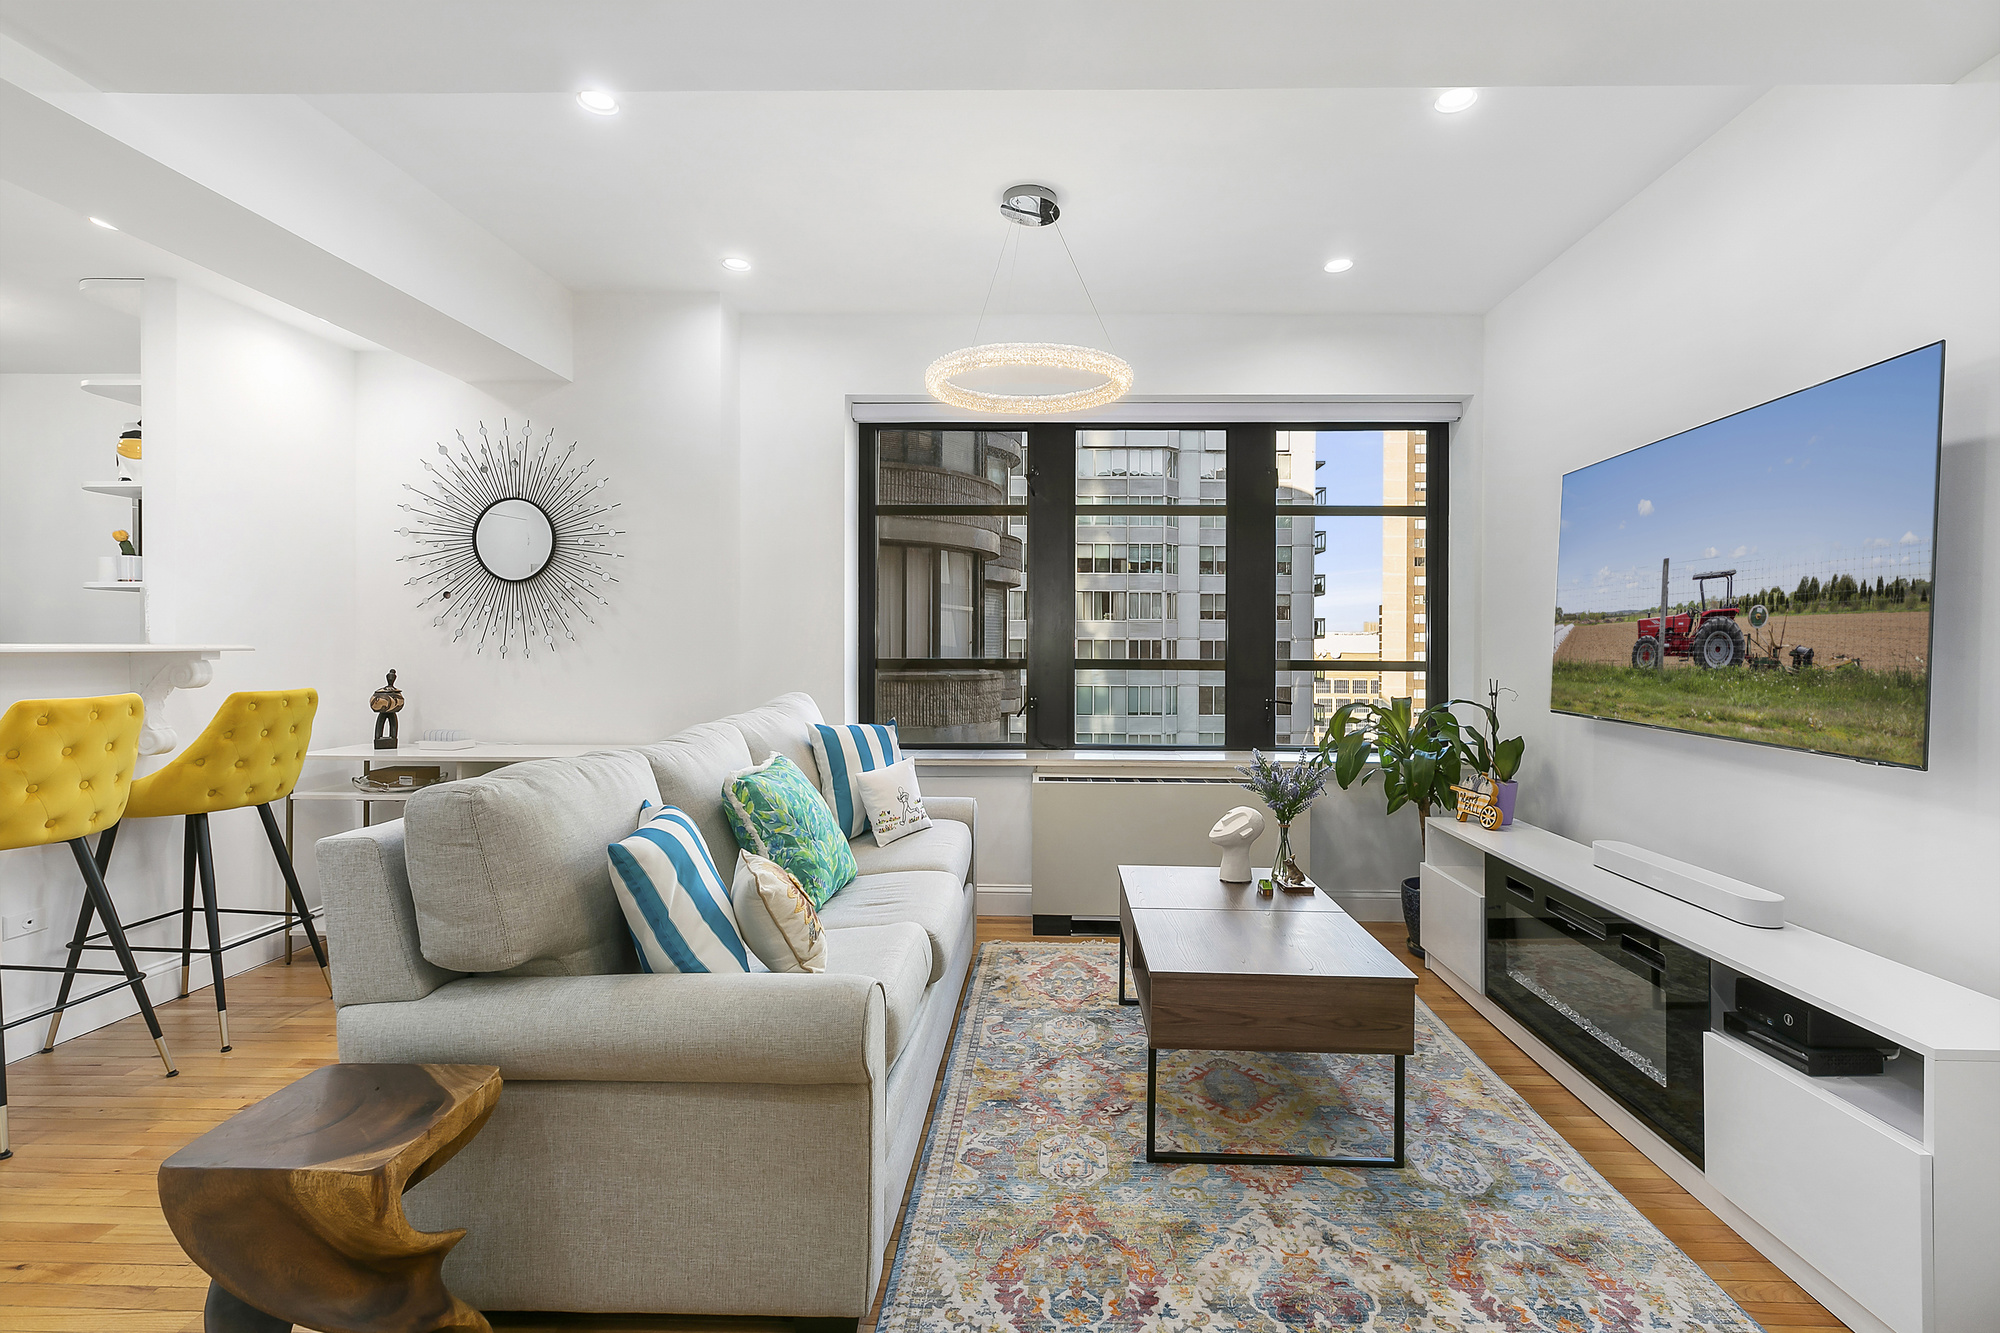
[1419,816,2000,1333]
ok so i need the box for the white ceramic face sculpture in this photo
[1209,805,1266,883]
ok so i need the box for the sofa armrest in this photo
[336,971,886,1085]
[924,795,976,888]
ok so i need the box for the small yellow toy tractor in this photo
[1451,773,1504,831]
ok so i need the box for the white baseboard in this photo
[1324,888,1404,922]
[4,912,323,1065]
[975,884,1031,917]
[1425,956,1893,1333]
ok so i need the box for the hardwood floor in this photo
[0,919,1846,1332]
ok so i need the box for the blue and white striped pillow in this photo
[606,804,749,974]
[809,723,903,837]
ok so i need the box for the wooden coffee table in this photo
[1117,864,1418,1168]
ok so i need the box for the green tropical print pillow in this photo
[722,754,857,909]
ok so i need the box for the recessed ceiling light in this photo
[89,217,118,230]
[576,90,619,115]
[1323,257,1354,274]
[720,256,752,272]
[1434,88,1479,114]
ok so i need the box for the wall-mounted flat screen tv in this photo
[1553,342,1943,768]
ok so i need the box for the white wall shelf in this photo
[82,581,145,592]
[79,376,141,406]
[82,481,143,499]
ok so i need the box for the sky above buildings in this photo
[1556,342,1942,613]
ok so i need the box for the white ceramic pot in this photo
[97,556,118,582]
[116,554,144,582]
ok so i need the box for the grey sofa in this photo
[315,693,976,1322]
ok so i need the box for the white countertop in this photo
[307,741,627,762]
[0,643,253,654]
[1429,816,2000,1061]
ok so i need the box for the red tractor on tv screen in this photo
[1633,568,1746,670]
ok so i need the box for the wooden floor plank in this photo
[0,918,1849,1332]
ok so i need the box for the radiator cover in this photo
[1029,773,1307,918]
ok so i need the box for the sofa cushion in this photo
[722,754,857,910]
[403,749,657,975]
[608,805,751,975]
[848,818,972,883]
[721,691,823,775]
[821,922,931,1063]
[816,870,967,985]
[635,722,754,871]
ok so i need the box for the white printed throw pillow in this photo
[854,758,932,847]
[731,851,826,973]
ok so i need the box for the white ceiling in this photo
[2,1,1993,91]
[0,3,1992,358]
[304,86,1761,315]
[0,181,140,372]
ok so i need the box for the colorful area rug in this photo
[878,941,1760,1332]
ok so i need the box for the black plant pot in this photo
[1400,875,1424,960]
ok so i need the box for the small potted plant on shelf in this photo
[112,529,141,582]
[1236,749,1331,895]
[1319,695,1464,957]
[1451,680,1525,828]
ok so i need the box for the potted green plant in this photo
[1451,681,1525,827]
[1319,696,1464,957]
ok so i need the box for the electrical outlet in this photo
[3,912,44,940]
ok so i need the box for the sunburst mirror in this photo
[397,421,622,658]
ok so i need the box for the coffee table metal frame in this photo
[1116,895,1409,1169]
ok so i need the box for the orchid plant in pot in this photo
[1318,695,1466,957]
[1452,681,1525,827]
[1236,749,1331,894]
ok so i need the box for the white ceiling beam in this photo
[0,1,1992,93]
[0,35,573,383]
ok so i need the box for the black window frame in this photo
[859,420,1448,750]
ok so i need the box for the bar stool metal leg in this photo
[41,822,127,1052]
[1,959,11,1159]
[179,815,199,998]
[67,838,177,1077]
[191,814,231,1052]
[257,803,330,994]
[41,876,99,1053]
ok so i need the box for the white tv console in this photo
[1420,816,2000,1333]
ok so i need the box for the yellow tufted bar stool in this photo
[0,694,176,1160]
[43,689,328,1058]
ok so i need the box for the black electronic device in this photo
[1723,1012,1888,1078]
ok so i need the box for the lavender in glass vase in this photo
[1237,749,1330,892]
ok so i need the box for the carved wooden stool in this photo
[158,1063,502,1333]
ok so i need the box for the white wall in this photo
[2,279,367,1059]
[0,374,146,642]
[1478,83,2000,995]
[350,291,745,740]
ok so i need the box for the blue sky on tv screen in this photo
[1557,344,1942,615]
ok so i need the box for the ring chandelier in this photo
[925,185,1132,416]
[924,342,1134,415]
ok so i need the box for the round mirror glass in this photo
[473,498,554,582]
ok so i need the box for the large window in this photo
[861,423,1445,748]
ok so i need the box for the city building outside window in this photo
[862,423,1444,748]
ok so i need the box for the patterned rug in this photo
[877,941,1760,1332]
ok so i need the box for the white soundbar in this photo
[1592,841,1786,928]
